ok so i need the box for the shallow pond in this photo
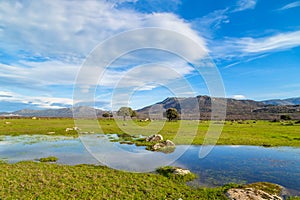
[0,134,299,194]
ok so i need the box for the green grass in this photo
[1,118,300,146]
[1,119,299,199]
[287,197,300,200]
[0,161,230,199]
[1,161,299,199]
[99,119,300,146]
[0,118,77,136]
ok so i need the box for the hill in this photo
[137,96,300,120]
[262,97,300,105]
[1,96,300,120]
[8,106,104,118]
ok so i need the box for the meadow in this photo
[1,118,300,199]
[1,160,294,200]
[1,118,299,146]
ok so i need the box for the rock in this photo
[151,140,175,151]
[152,142,165,151]
[226,188,282,200]
[164,140,175,147]
[156,166,192,177]
[5,122,11,124]
[65,128,73,132]
[173,168,191,175]
[73,127,80,131]
[145,134,163,142]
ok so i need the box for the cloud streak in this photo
[233,0,257,12]
[0,90,73,110]
[211,30,300,61]
[276,1,300,11]
[241,31,300,53]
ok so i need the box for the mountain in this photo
[2,96,300,120]
[262,97,300,105]
[137,96,300,120]
[10,106,104,118]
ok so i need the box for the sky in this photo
[0,0,300,112]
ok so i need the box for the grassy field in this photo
[0,161,232,199]
[1,161,299,199]
[1,119,299,199]
[0,118,300,146]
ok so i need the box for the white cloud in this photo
[0,0,139,58]
[0,90,73,109]
[277,1,300,11]
[0,1,206,61]
[211,30,300,61]
[233,0,257,12]
[192,0,256,37]
[0,0,207,101]
[0,61,79,86]
[193,9,229,35]
[0,91,14,98]
[232,95,246,99]
[98,60,195,89]
[241,31,300,53]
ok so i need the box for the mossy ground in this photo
[0,161,231,199]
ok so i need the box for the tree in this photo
[117,107,136,120]
[166,108,179,121]
[280,114,291,120]
[102,113,110,118]
[131,110,137,118]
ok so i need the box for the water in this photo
[0,135,299,194]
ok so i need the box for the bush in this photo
[280,115,292,120]
[270,119,279,122]
[102,113,110,118]
[39,156,58,162]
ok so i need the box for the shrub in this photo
[280,115,292,120]
[39,156,58,162]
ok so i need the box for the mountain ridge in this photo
[1,96,300,120]
[137,96,300,120]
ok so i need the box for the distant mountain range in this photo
[1,96,300,120]
[261,97,300,105]
[1,106,104,118]
[137,96,300,120]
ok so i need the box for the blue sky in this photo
[0,0,300,112]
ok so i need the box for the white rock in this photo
[226,188,282,200]
[173,168,191,175]
[73,127,80,131]
[146,134,163,142]
[164,140,175,147]
[65,128,73,132]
